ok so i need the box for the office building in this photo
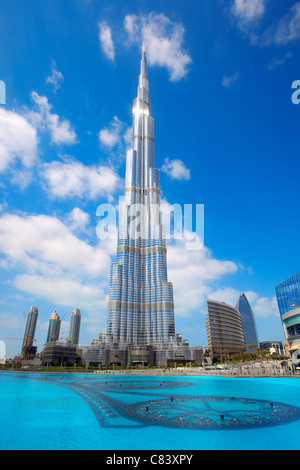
[69,309,81,345]
[276,272,300,357]
[41,341,78,366]
[22,306,38,357]
[236,293,259,350]
[276,272,300,317]
[206,299,245,362]
[46,310,61,343]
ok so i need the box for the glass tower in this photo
[69,309,81,345]
[235,293,259,349]
[46,310,61,343]
[275,272,300,317]
[276,272,300,357]
[22,306,38,356]
[107,44,175,347]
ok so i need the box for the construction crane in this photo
[6,338,36,342]
[59,335,69,341]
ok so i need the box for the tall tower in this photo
[236,294,259,350]
[107,44,175,348]
[69,309,81,345]
[22,306,38,356]
[206,299,245,362]
[46,310,61,343]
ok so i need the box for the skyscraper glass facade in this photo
[107,45,175,347]
[22,306,38,355]
[69,309,81,345]
[236,293,259,348]
[276,273,300,357]
[46,310,61,343]
[275,272,300,317]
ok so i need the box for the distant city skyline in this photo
[1,1,300,357]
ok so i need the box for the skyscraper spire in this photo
[137,42,150,107]
[141,42,147,78]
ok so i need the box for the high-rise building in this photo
[107,46,176,348]
[85,45,191,367]
[69,309,81,345]
[275,272,300,358]
[46,310,61,343]
[22,306,38,357]
[276,272,300,317]
[235,293,259,350]
[206,299,245,362]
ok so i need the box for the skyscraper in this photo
[276,272,300,358]
[275,272,300,318]
[22,306,38,357]
[107,44,175,350]
[46,310,61,343]
[206,299,245,362]
[78,44,194,368]
[235,293,259,349]
[69,309,81,345]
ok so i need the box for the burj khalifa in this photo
[83,45,191,367]
[107,44,175,348]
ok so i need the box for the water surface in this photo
[0,373,299,450]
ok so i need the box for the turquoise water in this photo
[0,372,300,450]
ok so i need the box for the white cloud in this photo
[28,92,77,145]
[207,287,243,307]
[268,2,300,45]
[222,71,240,87]
[46,60,64,92]
[14,274,106,314]
[40,158,121,200]
[167,241,238,317]
[161,158,191,181]
[98,21,115,61]
[123,125,133,147]
[0,108,38,173]
[267,52,293,71]
[98,115,131,149]
[231,0,266,43]
[0,212,111,278]
[232,0,266,23]
[124,12,192,81]
[0,312,23,330]
[66,207,90,232]
[252,295,279,318]
[231,1,300,48]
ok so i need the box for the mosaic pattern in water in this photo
[34,375,300,431]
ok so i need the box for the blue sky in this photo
[0,0,300,358]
